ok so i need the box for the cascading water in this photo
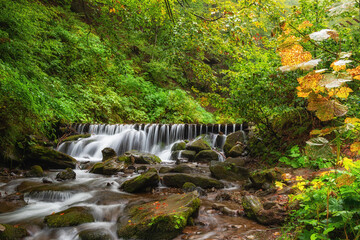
[58,124,245,162]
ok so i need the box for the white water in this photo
[0,123,250,240]
[59,124,242,162]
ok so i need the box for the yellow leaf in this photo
[335,87,353,99]
[279,44,312,67]
[275,181,285,190]
[342,157,356,170]
[344,118,360,124]
[350,142,360,153]
[312,180,323,189]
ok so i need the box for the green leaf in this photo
[323,227,335,235]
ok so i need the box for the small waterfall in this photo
[25,191,73,202]
[59,124,246,161]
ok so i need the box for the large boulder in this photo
[44,207,94,227]
[117,191,200,240]
[56,168,76,181]
[185,139,211,153]
[223,131,246,157]
[171,150,196,161]
[78,229,113,240]
[225,157,246,167]
[242,195,263,219]
[162,173,224,189]
[228,144,245,157]
[26,165,44,177]
[249,168,283,189]
[0,223,28,239]
[90,157,127,175]
[102,147,117,162]
[171,142,186,152]
[24,145,76,169]
[171,164,195,174]
[193,150,219,163]
[242,195,287,225]
[209,161,249,181]
[124,151,161,164]
[120,168,159,193]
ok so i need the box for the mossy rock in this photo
[124,151,161,164]
[101,147,117,162]
[78,229,113,240]
[171,142,186,152]
[228,144,245,157]
[171,164,195,174]
[24,145,76,169]
[225,157,246,167]
[0,223,28,240]
[223,131,246,157]
[56,168,76,181]
[90,157,126,175]
[193,150,219,163]
[27,165,44,177]
[62,134,91,142]
[209,161,249,181]
[185,139,211,153]
[249,168,283,189]
[242,195,263,219]
[180,150,196,161]
[44,207,94,228]
[120,168,159,193]
[159,167,171,174]
[117,191,200,240]
[182,182,196,192]
[162,173,224,189]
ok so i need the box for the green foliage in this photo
[279,145,333,169]
[0,0,216,159]
[283,165,360,240]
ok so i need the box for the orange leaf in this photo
[350,142,360,154]
[279,44,312,67]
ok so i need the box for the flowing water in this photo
[0,123,277,239]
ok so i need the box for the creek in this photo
[0,124,278,240]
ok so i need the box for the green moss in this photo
[171,142,186,152]
[90,158,126,175]
[62,134,91,142]
[194,150,219,162]
[121,168,159,193]
[78,229,113,240]
[117,192,200,240]
[44,207,94,227]
[185,139,211,153]
[182,182,196,192]
[89,162,104,174]
[0,223,27,240]
[223,131,246,156]
[209,161,249,181]
[25,145,76,169]
[163,173,224,189]
[29,165,44,177]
